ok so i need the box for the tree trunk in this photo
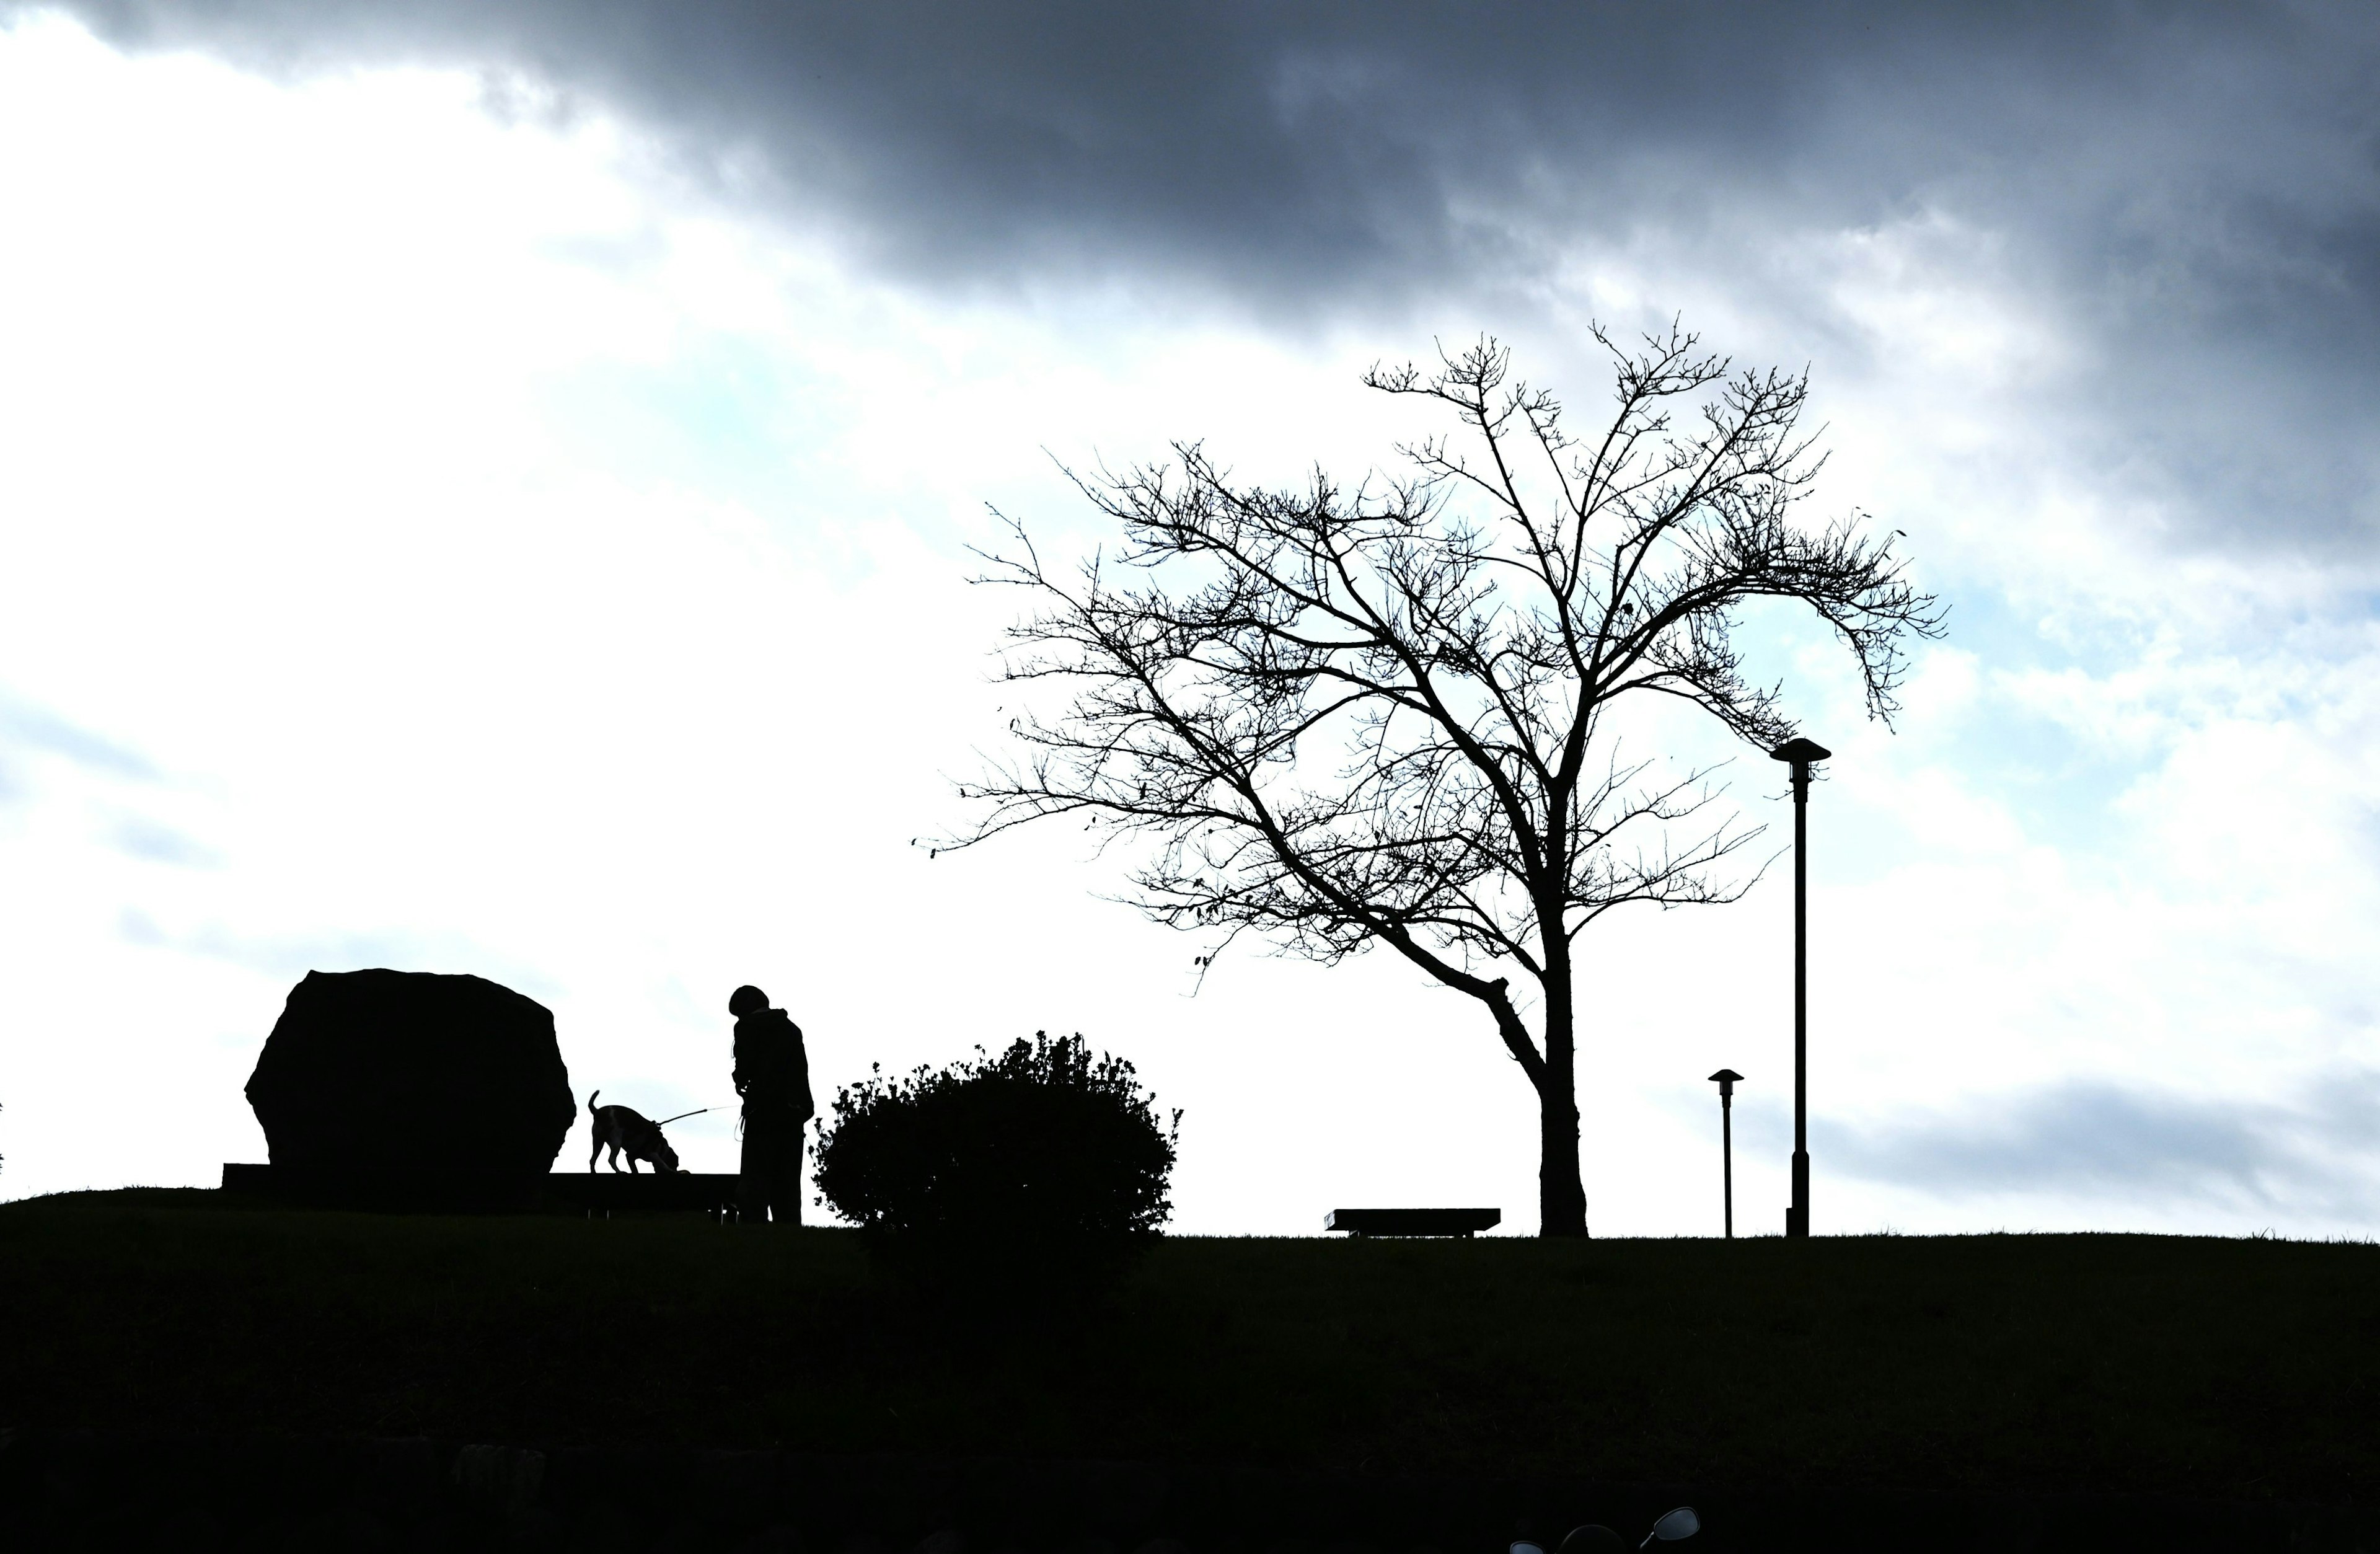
[1538,1087,1587,1237]
[1536,969,1587,1237]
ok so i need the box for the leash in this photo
[652,1108,710,1128]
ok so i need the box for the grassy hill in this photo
[2,1190,2375,1504]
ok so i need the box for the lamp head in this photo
[1708,1067,1743,1097]
[1769,736,1832,766]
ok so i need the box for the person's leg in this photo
[780,1127,806,1227]
[738,1115,767,1225]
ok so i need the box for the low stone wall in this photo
[219,1165,743,1215]
[1,1430,2372,1553]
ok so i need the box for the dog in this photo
[586,1090,682,1175]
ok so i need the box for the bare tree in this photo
[945,329,1943,1237]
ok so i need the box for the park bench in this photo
[1324,1207,1501,1237]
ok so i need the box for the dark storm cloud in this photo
[39,0,2380,554]
[1800,1071,2380,1218]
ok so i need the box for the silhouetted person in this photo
[730,983,812,1225]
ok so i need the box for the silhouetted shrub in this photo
[814,1031,1178,1286]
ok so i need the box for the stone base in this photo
[220,1164,743,1216]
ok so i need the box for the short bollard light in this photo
[1708,1069,1743,1239]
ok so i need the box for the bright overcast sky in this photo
[2,2,2376,1237]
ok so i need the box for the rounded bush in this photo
[814,1031,1178,1279]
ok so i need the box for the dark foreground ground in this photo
[2,1191,2375,1507]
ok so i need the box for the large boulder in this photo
[245,969,575,1177]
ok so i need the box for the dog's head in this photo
[653,1137,681,1174]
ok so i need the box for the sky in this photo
[2,1,2376,1237]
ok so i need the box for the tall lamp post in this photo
[1770,736,1830,1240]
[1708,1068,1742,1239]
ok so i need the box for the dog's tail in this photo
[588,1089,601,1119]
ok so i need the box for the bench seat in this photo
[1324,1207,1501,1237]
